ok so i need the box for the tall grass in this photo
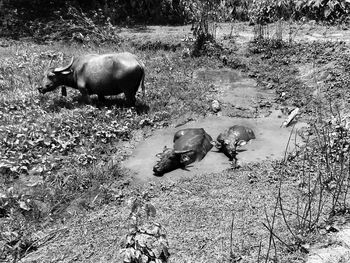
[260,107,350,261]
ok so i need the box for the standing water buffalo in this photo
[39,52,145,105]
[153,128,214,176]
[216,125,255,168]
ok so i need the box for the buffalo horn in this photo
[174,149,192,154]
[53,57,74,73]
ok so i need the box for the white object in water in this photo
[281,107,300,127]
[211,100,221,113]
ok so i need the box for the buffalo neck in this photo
[62,72,76,88]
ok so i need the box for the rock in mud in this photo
[181,48,190,58]
[211,100,221,113]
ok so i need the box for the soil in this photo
[307,225,350,263]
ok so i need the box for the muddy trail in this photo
[121,68,306,182]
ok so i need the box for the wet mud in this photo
[122,69,306,182]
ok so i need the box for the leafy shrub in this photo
[36,7,120,44]
[248,0,350,25]
[103,0,188,24]
[249,0,295,25]
[0,5,121,44]
[183,0,227,56]
[120,195,170,263]
[295,0,350,22]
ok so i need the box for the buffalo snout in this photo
[38,86,51,94]
[153,165,163,176]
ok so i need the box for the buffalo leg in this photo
[79,89,91,104]
[231,158,238,169]
[61,87,67,97]
[229,152,239,169]
[125,93,136,106]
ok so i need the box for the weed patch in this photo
[0,39,221,261]
[132,40,181,52]
[247,40,350,115]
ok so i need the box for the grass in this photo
[1,22,350,262]
[0,37,222,260]
[0,40,217,180]
[16,162,306,263]
[242,28,350,259]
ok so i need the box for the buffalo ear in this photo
[155,152,163,158]
[180,154,191,164]
[177,150,195,164]
[213,140,222,149]
[155,146,170,158]
[237,140,247,147]
[174,149,192,154]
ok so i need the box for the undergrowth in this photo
[245,37,350,260]
[247,40,350,113]
[1,17,350,262]
[0,41,220,261]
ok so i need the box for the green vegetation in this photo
[1,1,350,262]
[1,0,349,40]
[0,37,223,260]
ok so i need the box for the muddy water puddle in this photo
[195,69,274,117]
[122,69,306,182]
[194,69,240,84]
[122,112,306,182]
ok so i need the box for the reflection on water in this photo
[194,69,240,84]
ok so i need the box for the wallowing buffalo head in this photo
[153,146,195,176]
[38,57,74,94]
[216,138,247,161]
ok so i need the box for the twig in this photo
[230,212,235,259]
[278,189,299,241]
[22,227,69,259]
[257,240,262,263]
[262,223,295,252]
[283,124,296,163]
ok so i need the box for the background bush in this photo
[0,0,349,41]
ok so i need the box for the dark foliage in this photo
[0,0,191,40]
[0,0,187,27]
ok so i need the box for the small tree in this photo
[120,194,170,263]
[249,0,295,42]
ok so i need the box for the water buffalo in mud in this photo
[216,125,255,168]
[153,128,214,176]
[39,52,145,105]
